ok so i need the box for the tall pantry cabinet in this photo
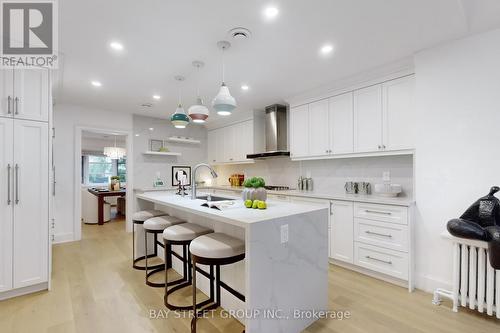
[0,68,52,300]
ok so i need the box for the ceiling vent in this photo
[141,103,153,108]
[228,27,252,40]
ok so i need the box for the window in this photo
[88,156,114,184]
[81,155,127,185]
[117,158,126,182]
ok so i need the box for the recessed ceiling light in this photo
[320,44,334,55]
[135,134,140,137]
[91,80,102,87]
[241,84,249,91]
[152,95,161,100]
[110,41,124,51]
[149,127,154,131]
[264,6,279,19]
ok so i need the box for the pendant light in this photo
[170,75,190,129]
[104,135,126,159]
[212,40,236,116]
[188,61,209,123]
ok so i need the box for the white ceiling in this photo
[55,0,500,127]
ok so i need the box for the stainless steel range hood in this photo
[247,104,290,159]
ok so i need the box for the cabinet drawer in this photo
[354,202,407,225]
[354,218,408,252]
[354,242,408,280]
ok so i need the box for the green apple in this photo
[252,200,259,209]
[257,201,267,209]
[244,200,253,208]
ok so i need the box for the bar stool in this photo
[189,233,246,333]
[144,215,185,287]
[162,223,213,311]
[132,210,167,270]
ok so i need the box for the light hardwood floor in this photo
[0,218,499,333]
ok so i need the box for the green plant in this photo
[244,177,266,188]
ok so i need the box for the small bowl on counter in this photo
[374,183,402,197]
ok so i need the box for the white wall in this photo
[414,28,500,291]
[53,104,133,243]
[133,115,208,189]
[215,155,414,197]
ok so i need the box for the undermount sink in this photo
[196,195,234,202]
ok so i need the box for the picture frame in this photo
[172,166,191,186]
[149,139,163,152]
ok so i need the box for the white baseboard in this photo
[415,273,452,293]
[0,282,48,301]
[53,232,74,244]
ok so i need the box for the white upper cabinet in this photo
[233,120,253,162]
[0,117,13,292]
[0,70,14,118]
[329,92,354,154]
[290,104,309,158]
[223,125,236,162]
[330,200,354,263]
[382,75,416,151]
[354,85,383,153]
[208,119,256,164]
[308,99,330,157]
[13,120,49,288]
[13,69,49,122]
[207,130,216,163]
[214,128,225,163]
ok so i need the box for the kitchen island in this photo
[136,190,329,333]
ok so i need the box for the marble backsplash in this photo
[213,154,414,198]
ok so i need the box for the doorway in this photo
[74,127,133,241]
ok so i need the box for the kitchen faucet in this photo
[191,163,218,199]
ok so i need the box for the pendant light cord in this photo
[196,65,200,98]
[222,47,225,84]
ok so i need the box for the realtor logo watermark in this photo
[0,0,58,68]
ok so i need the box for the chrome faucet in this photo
[191,163,218,199]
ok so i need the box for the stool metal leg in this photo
[191,256,198,333]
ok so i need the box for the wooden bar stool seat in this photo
[132,210,167,270]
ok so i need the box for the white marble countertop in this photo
[136,190,328,228]
[198,185,415,207]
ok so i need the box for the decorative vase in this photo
[110,179,120,191]
[242,187,267,201]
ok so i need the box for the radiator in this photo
[433,234,499,318]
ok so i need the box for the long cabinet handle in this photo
[14,97,19,115]
[365,255,392,265]
[7,164,11,205]
[365,230,392,238]
[365,209,392,215]
[7,96,12,114]
[15,164,19,204]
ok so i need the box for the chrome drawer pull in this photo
[365,230,392,238]
[15,164,19,204]
[7,96,12,114]
[366,255,392,265]
[14,97,19,115]
[365,209,392,215]
[7,164,11,205]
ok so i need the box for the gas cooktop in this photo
[264,186,292,191]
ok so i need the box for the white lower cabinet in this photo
[354,242,409,280]
[0,118,49,295]
[330,201,354,263]
[329,200,412,289]
[0,118,13,292]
